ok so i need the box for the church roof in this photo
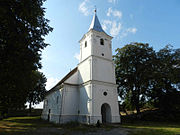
[88,11,105,33]
[79,9,112,43]
[45,67,78,96]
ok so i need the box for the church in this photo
[41,10,121,124]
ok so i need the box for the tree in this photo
[149,45,180,112]
[27,71,47,112]
[0,0,52,117]
[113,43,155,114]
[114,43,180,115]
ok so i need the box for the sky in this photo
[33,0,180,108]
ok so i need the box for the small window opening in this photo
[85,41,87,47]
[102,53,104,56]
[103,92,107,96]
[100,39,104,45]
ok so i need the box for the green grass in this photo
[1,116,180,135]
[0,116,101,135]
[122,121,180,135]
[0,116,59,135]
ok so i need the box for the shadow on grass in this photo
[0,116,61,135]
[0,116,116,135]
[122,121,180,135]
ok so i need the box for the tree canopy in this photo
[0,0,52,117]
[113,43,180,114]
[150,45,180,112]
[27,71,47,112]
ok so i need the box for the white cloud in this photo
[107,7,122,19]
[108,0,117,3]
[127,28,137,34]
[113,10,122,19]
[103,20,112,25]
[107,8,112,16]
[102,20,122,37]
[110,21,122,37]
[120,27,137,38]
[46,77,59,90]
[79,0,91,16]
[102,20,111,32]
[102,24,107,31]
[74,53,80,61]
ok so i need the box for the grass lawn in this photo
[0,116,180,135]
[0,116,57,135]
[122,121,180,135]
[0,116,109,135]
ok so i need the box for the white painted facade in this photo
[41,12,121,124]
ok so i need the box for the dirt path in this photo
[82,128,130,135]
[29,127,131,135]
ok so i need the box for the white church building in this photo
[41,10,121,124]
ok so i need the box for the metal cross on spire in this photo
[94,6,97,14]
[88,6,105,33]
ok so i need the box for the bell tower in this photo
[78,9,120,124]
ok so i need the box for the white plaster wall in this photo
[80,31,112,62]
[79,84,92,115]
[42,85,79,123]
[42,89,62,115]
[80,33,92,62]
[91,83,120,123]
[92,83,119,115]
[92,57,116,84]
[91,32,112,61]
[78,57,91,84]
[41,88,62,123]
[78,30,120,124]
[62,85,79,115]
[65,71,78,84]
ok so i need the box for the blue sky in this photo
[34,0,180,108]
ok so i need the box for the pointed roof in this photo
[88,9,105,33]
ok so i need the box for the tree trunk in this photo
[136,104,140,114]
[29,102,32,113]
[135,89,140,114]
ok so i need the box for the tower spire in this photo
[88,7,105,33]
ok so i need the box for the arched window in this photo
[85,41,87,47]
[100,38,104,45]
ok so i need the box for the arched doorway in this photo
[101,103,111,123]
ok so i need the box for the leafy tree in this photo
[27,71,47,112]
[149,45,180,112]
[113,43,155,114]
[0,0,52,117]
[114,43,180,115]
